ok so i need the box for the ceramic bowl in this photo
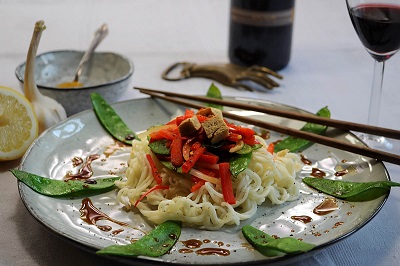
[15,50,134,116]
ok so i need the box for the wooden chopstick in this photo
[135,87,400,140]
[135,87,400,165]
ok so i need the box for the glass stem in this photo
[368,60,385,126]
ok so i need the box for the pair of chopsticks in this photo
[134,87,400,166]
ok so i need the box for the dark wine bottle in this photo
[228,0,295,71]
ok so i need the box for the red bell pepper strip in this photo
[175,116,185,126]
[191,141,202,151]
[183,138,203,160]
[229,125,255,139]
[196,114,208,123]
[267,142,275,154]
[242,135,257,146]
[219,162,236,204]
[175,109,195,126]
[159,128,178,140]
[148,131,163,142]
[226,132,242,142]
[184,109,195,117]
[146,154,163,185]
[134,185,169,207]
[149,126,179,141]
[190,166,219,192]
[170,136,183,167]
[197,153,219,165]
[165,140,172,148]
[182,146,206,174]
[182,138,194,161]
[166,118,177,125]
[190,180,205,192]
[149,130,169,141]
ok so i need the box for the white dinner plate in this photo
[18,97,389,265]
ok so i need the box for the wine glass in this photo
[346,0,400,151]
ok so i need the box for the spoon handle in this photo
[74,23,109,82]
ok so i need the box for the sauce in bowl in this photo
[57,81,84,88]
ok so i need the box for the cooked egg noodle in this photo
[116,135,302,230]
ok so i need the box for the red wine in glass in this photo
[346,0,400,151]
[349,4,400,61]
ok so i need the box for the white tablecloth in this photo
[1,1,400,265]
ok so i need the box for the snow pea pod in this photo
[206,83,223,110]
[229,152,252,177]
[148,139,170,155]
[11,169,120,197]
[274,106,331,153]
[303,177,399,202]
[90,92,139,145]
[230,144,262,177]
[242,225,315,256]
[97,220,182,257]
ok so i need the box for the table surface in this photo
[1,1,400,265]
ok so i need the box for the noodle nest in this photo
[116,136,303,230]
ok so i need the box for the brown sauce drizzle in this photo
[333,222,344,229]
[272,140,281,145]
[312,231,322,237]
[104,141,126,158]
[300,154,312,165]
[291,215,313,224]
[195,248,230,256]
[80,197,129,232]
[182,239,203,249]
[313,198,339,215]
[310,167,326,178]
[335,169,349,177]
[179,248,194,254]
[179,238,231,256]
[112,228,125,235]
[72,156,83,167]
[65,154,100,180]
[257,129,270,139]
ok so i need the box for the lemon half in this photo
[0,86,39,161]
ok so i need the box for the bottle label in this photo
[231,7,294,27]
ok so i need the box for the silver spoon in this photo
[58,23,109,88]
